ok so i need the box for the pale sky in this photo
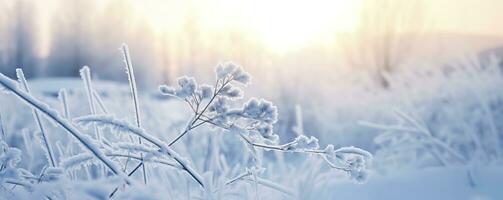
[428,0,503,36]
[2,0,503,57]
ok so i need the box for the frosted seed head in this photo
[230,65,251,85]
[215,63,226,80]
[215,62,250,84]
[208,97,228,114]
[242,98,278,124]
[261,100,278,124]
[159,85,176,96]
[222,86,243,100]
[175,76,197,98]
[257,124,274,137]
[234,71,251,85]
[222,62,238,76]
[287,135,320,152]
[242,98,261,117]
[215,62,237,80]
[199,84,214,99]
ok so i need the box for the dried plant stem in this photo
[92,90,109,114]
[80,67,102,143]
[58,89,71,119]
[122,44,148,185]
[16,69,56,167]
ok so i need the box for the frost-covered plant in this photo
[362,56,503,173]
[122,44,148,184]
[361,108,468,171]
[0,47,372,199]
[16,69,57,168]
[156,62,372,183]
[0,71,130,181]
[73,62,371,198]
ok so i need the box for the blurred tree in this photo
[0,0,37,78]
[45,0,94,77]
[341,0,429,88]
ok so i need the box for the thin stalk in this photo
[92,90,109,114]
[80,66,102,143]
[58,89,73,166]
[16,69,56,167]
[58,89,71,119]
[122,44,147,184]
[80,66,108,178]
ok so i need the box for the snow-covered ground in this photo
[333,167,503,200]
[0,57,503,199]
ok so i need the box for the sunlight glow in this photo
[244,0,358,51]
[131,0,359,52]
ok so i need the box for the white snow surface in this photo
[1,59,503,200]
[332,167,503,200]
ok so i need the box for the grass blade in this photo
[16,68,57,167]
[0,72,132,184]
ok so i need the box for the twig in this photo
[122,44,148,185]
[80,67,102,143]
[168,78,231,146]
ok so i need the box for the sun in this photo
[131,0,359,53]
[242,0,359,52]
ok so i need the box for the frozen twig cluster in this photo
[158,62,372,183]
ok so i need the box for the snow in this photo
[331,167,503,200]
[0,53,502,199]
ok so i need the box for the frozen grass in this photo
[1,47,503,199]
[0,71,132,184]
[0,46,372,199]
